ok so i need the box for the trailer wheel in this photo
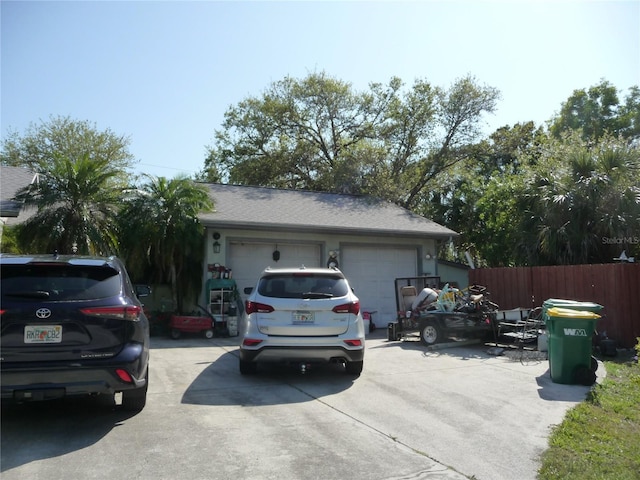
[420,321,441,346]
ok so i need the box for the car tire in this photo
[420,320,441,346]
[121,374,148,412]
[204,329,214,339]
[345,360,363,375]
[170,329,181,339]
[239,359,257,375]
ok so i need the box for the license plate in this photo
[292,311,314,323]
[24,325,63,344]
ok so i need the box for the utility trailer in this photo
[387,277,500,346]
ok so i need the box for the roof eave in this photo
[200,219,459,239]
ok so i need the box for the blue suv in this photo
[0,254,151,411]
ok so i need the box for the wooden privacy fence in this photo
[469,263,640,349]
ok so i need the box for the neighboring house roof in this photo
[199,183,458,239]
[0,166,38,225]
[438,259,471,270]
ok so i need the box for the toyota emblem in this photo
[35,308,52,319]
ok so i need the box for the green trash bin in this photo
[542,299,603,366]
[546,307,601,385]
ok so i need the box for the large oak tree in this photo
[202,72,500,210]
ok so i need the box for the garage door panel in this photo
[229,242,321,299]
[342,246,417,328]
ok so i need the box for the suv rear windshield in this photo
[257,274,349,299]
[1,265,121,301]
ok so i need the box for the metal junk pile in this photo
[388,277,499,347]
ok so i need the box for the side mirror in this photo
[135,285,152,297]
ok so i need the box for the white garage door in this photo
[341,246,417,329]
[229,242,321,297]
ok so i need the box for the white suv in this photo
[239,266,365,375]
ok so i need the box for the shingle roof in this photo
[0,166,37,220]
[198,183,458,239]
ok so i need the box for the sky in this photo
[2,0,639,179]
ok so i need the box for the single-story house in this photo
[0,167,464,328]
[198,183,460,327]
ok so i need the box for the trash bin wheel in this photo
[574,366,597,386]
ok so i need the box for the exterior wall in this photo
[436,262,470,289]
[206,228,437,270]
[202,227,438,303]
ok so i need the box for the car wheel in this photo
[345,360,363,375]
[121,374,148,412]
[239,359,257,375]
[420,321,441,346]
[204,329,214,339]
[170,328,181,339]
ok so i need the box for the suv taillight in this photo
[245,301,275,314]
[80,305,141,321]
[332,301,360,315]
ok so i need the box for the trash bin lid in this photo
[543,298,580,306]
[546,307,601,319]
[543,298,603,311]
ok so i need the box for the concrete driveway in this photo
[1,330,597,480]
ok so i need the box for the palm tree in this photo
[534,134,640,264]
[118,175,213,313]
[13,153,126,254]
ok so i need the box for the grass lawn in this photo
[538,346,640,480]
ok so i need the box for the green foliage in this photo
[473,174,529,266]
[0,226,22,253]
[204,72,500,209]
[482,121,548,175]
[118,175,213,313]
[1,115,134,172]
[208,71,383,191]
[415,122,548,266]
[196,152,223,183]
[1,116,134,254]
[550,80,640,142]
[12,152,126,255]
[529,133,640,265]
[420,116,640,267]
[401,76,500,210]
